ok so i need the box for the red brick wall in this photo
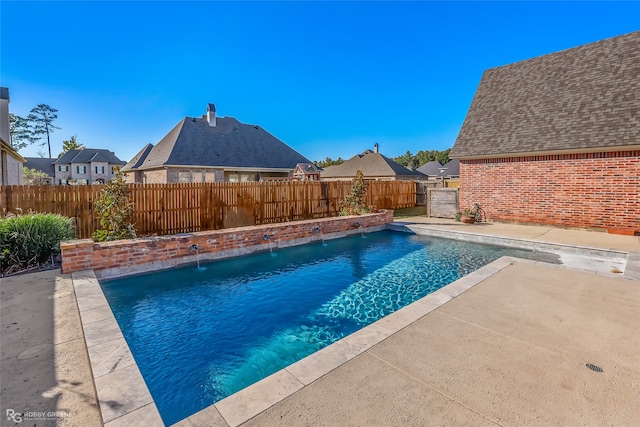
[459,151,640,234]
[61,210,394,276]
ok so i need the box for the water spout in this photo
[190,244,200,268]
[313,225,326,246]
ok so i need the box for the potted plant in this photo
[455,204,484,224]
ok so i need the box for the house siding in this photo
[459,150,640,233]
[1,151,24,185]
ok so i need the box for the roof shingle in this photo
[55,148,125,165]
[123,115,310,171]
[450,31,640,159]
[321,150,426,179]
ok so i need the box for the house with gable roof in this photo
[122,103,311,183]
[416,160,444,178]
[321,144,427,181]
[54,148,126,185]
[450,31,640,234]
[293,163,322,181]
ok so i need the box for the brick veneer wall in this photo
[61,210,394,278]
[459,151,640,234]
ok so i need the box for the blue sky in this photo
[1,1,638,163]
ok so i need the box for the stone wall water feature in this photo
[60,210,394,278]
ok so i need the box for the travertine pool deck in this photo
[1,219,638,426]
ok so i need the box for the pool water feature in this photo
[100,230,558,425]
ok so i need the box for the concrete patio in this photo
[1,218,638,426]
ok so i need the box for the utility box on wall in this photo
[427,189,459,219]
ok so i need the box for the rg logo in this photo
[6,409,22,423]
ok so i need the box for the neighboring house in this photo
[416,161,444,178]
[23,157,55,185]
[54,148,126,185]
[0,87,24,185]
[293,163,322,181]
[450,31,640,234]
[321,144,427,181]
[417,159,459,180]
[440,159,459,178]
[122,103,311,183]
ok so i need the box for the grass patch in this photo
[393,206,426,218]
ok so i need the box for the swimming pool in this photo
[100,230,557,425]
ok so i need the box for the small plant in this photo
[92,167,136,242]
[339,170,372,216]
[456,203,485,223]
[0,211,74,275]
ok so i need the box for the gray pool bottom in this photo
[72,226,634,426]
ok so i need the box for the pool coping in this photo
[71,229,636,426]
[389,222,639,280]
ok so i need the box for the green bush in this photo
[92,167,136,242]
[0,213,74,274]
[339,170,372,216]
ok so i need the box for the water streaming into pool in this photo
[100,230,556,425]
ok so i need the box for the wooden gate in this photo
[426,189,459,218]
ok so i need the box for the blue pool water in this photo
[100,230,554,425]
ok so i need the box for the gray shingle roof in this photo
[450,31,640,159]
[124,143,154,170]
[441,159,459,177]
[123,115,310,171]
[24,157,56,177]
[321,150,427,179]
[416,160,443,176]
[55,148,126,165]
[295,162,322,174]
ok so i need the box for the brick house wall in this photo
[459,151,640,234]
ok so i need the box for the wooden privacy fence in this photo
[1,181,416,238]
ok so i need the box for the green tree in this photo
[339,170,371,216]
[27,104,60,158]
[8,113,36,151]
[58,135,84,157]
[92,167,136,242]
[22,167,50,185]
[393,148,451,168]
[314,157,344,168]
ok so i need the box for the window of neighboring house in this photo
[59,179,64,185]
[178,171,192,183]
[59,165,68,172]
[95,166,105,174]
[111,166,117,174]
[77,166,87,174]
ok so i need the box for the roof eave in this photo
[0,138,26,162]
[451,145,640,160]
[130,164,295,173]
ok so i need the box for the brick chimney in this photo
[0,87,9,143]
[206,103,216,127]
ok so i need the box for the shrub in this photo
[92,167,136,242]
[0,212,74,275]
[455,203,485,223]
[339,170,372,216]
